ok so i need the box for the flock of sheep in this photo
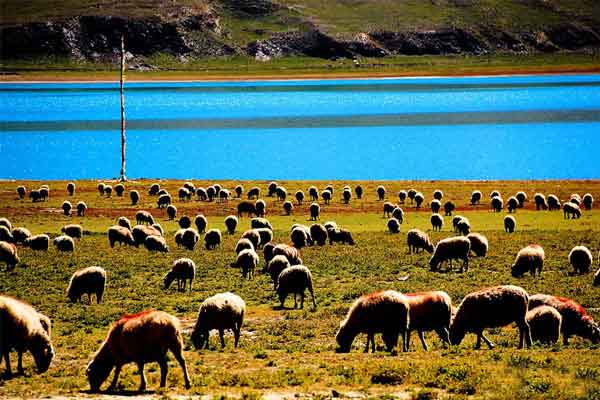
[1,180,599,393]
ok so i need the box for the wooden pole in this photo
[119,34,127,182]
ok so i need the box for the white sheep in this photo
[0,241,19,270]
[276,265,316,309]
[511,244,545,277]
[67,266,106,304]
[61,224,82,239]
[430,213,443,231]
[526,305,562,344]
[407,229,434,254]
[267,255,291,289]
[144,235,169,253]
[24,234,50,251]
[237,248,259,279]
[504,215,516,233]
[191,292,245,349]
[387,218,400,234]
[563,202,582,219]
[309,202,320,221]
[429,236,471,272]
[164,258,196,291]
[53,235,74,252]
[569,245,593,275]
[466,233,488,257]
[272,244,303,265]
[235,238,254,254]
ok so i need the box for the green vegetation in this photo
[0,179,599,398]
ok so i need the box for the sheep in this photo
[443,201,455,216]
[114,184,125,197]
[263,242,276,268]
[407,229,434,254]
[568,246,593,275]
[39,187,49,201]
[241,229,261,250]
[0,226,13,243]
[456,217,471,235]
[516,191,527,207]
[251,217,273,231]
[94,183,105,195]
[180,229,199,251]
[321,190,332,204]
[183,181,195,194]
[178,187,190,201]
[430,213,443,231]
[327,227,355,245]
[267,255,290,288]
[157,193,171,209]
[144,235,169,253]
[507,196,519,213]
[0,295,54,377]
[175,215,191,230]
[383,202,396,218]
[272,244,303,265]
[131,225,161,247]
[164,258,195,291]
[108,226,135,248]
[76,201,87,217]
[308,186,319,201]
[196,187,208,201]
[534,193,548,210]
[398,190,407,203]
[570,193,582,205]
[433,190,443,201]
[135,210,154,225]
[67,266,106,304]
[235,238,254,255]
[255,199,266,217]
[276,186,287,201]
[310,224,328,245]
[387,218,400,234]
[268,182,278,197]
[166,205,177,220]
[0,241,19,270]
[563,202,581,219]
[504,215,516,233]
[529,294,600,345]
[450,285,532,349]
[547,194,561,211]
[376,185,386,201]
[526,305,562,345]
[291,224,313,247]
[237,248,259,279]
[17,186,26,199]
[451,214,463,231]
[405,291,452,351]
[470,190,482,205]
[191,292,245,350]
[511,244,545,277]
[342,189,351,204]
[243,187,258,201]
[355,185,363,199]
[232,185,243,198]
[0,217,12,231]
[325,184,334,195]
[218,189,230,203]
[407,188,417,203]
[429,236,471,273]
[414,192,424,208]
[174,229,185,247]
[491,196,503,212]
[291,190,304,206]
[24,234,49,251]
[12,227,31,244]
[323,221,337,231]
[61,224,82,239]
[283,201,294,215]
[206,186,216,201]
[254,228,273,248]
[193,214,207,234]
[158,188,168,196]
[29,190,42,202]
[276,265,316,309]
[204,229,222,250]
[582,193,593,211]
[430,199,441,214]
[65,182,75,196]
[148,183,160,195]
[53,235,74,252]
[86,310,190,392]
[224,215,238,235]
[335,290,409,353]
[61,200,72,216]
[467,233,488,257]
[127,190,140,206]
[490,190,501,199]
[309,202,320,221]
[103,185,112,197]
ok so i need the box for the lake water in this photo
[1,75,599,180]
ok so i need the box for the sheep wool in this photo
[67,266,106,304]
[191,292,246,349]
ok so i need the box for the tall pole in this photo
[119,34,127,182]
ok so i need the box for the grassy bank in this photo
[1,179,599,399]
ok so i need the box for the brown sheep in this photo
[526,305,562,345]
[405,291,452,351]
[108,226,135,248]
[0,241,20,271]
[407,229,434,254]
[511,244,545,277]
[67,266,106,304]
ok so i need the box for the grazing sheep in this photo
[243,187,258,201]
[429,236,471,273]
[164,258,196,291]
[276,186,287,201]
[135,211,154,225]
[53,235,74,252]
[0,295,54,377]
[206,186,216,201]
[157,189,168,197]
[534,193,548,210]
[516,191,527,207]
[251,217,273,230]
[490,190,501,199]
[355,185,363,199]
[294,190,305,205]
[148,183,160,195]
[236,248,259,279]
[276,265,316,309]
[414,192,424,208]
[407,229,434,254]
[66,182,75,196]
[241,229,261,250]
[336,290,409,353]
[267,254,291,287]
[283,201,293,215]
[108,226,135,248]
[103,185,112,197]
[407,189,417,203]
[12,227,32,244]
[263,242,276,268]
[527,305,562,344]
[0,226,12,243]
[387,218,400,234]
[61,224,82,239]
[430,199,441,214]
[114,184,125,197]
[129,190,140,206]
[467,233,488,257]
[529,294,600,345]
[67,266,106,304]
[224,215,238,235]
[387,208,403,226]
[29,190,42,202]
[17,186,26,199]
[470,190,482,206]
[507,196,519,213]
[504,215,516,233]
[376,185,386,201]
[254,228,273,248]
[196,187,208,201]
[405,291,452,351]
[76,201,87,217]
[570,193,582,205]
[291,227,309,249]
[309,202,320,221]
[563,202,582,219]
[433,190,443,201]
[255,199,266,217]
[95,183,105,195]
[178,215,191,229]
[450,285,532,349]
[233,185,243,198]
[273,244,303,265]
[86,310,190,392]
[321,190,332,204]
[174,229,185,248]
[491,196,503,212]
[39,187,49,201]
[308,186,319,201]
[194,214,207,233]
[131,225,162,247]
[179,229,199,251]
[569,246,593,275]
[452,214,464,231]
[582,193,593,210]
[24,234,50,251]
[511,244,545,277]
[398,190,407,204]
[547,194,561,211]
[323,221,337,231]
[61,200,72,216]
[310,224,328,245]
[0,241,19,270]
[383,202,396,218]
[443,201,455,216]
[342,189,352,204]
[268,182,278,197]
[430,213,443,231]
[191,292,245,350]
[178,187,190,201]
[114,217,130,231]
[235,238,254,254]
[204,229,222,250]
[218,189,230,203]
[166,205,177,220]
[325,184,334,195]
[144,235,169,253]
[157,193,171,209]
[183,182,195,194]
[0,217,12,231]
[456,217,471,235]
[327,227,355,245]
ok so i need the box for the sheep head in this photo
[87,346,115,392]
[164,271,176,289]
[334,323,353,353]
[29,333,54,373]
[449,321,465,345]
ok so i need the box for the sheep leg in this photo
[300,292,305,309]
[309,287,317,309]
[137,362,147,392]
[2,348,12,377]
[159,357,168,387]
[234,327,240,348]
[364,334,372,353]
[418,331,429,351]
[293,294,298,309]
[436,327,451,345]
[108,364,122,391]
[219,329,225,348]
[563,334,570,346]
[17,351,23,374]
[480,332,495,349]
[189,279,193,291]
[88,293,92,305]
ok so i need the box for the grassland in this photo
[1,179,599,399]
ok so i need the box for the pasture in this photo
[1,179,599,399]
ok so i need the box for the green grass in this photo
[1,179,599,398]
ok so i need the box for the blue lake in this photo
[1,75,599,180]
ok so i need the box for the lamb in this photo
[507,196,519,213]
[433,190,443,201]
[254,228,273,249]
[180,229,199,251]
[235,238,254,254]
[407,229,434,254]
[164,258,195,291]
[17,186,26,199]
[547,194,561,211]
[108,226,135,248]
[430,213,443,231]
[272,244,303,265]
[398,190,407,203]
[237,248,259,279]
[563,202,581,219]
[0,295,54,377]
[114,184,125,197]
[529,294,600,345]
[467,233,488,257]
[569,245,593,274]
[491,196,503,212]
[516,191,527,207]
[61,224,82,239]
[444,201,455,216]
[29,189,42,202]
[255,199,266,217]
[194,214,207,233]
[276,265,316,309]
[144,235,169,253]
[234,185,243,198]
[327,227,355,245]
[383,202,396,218]
[86,310,190,392]
[526,305,562,344]
[511,244,545,277]
[308,186,319,201]
[178,215,192,229]
[12,227,31,244]
[309,202,320,221]
[504,215,516,233]
[429,236,471,272]
[204,229,222,250]
[0,226,12,243]
[430,199,441,214]
[166,205,177,220]
[376,185,386,201]
[191,292,245,350]
[456,217,471,235]
[62,200,72,216]
[414,192,424,208]
[129,190,140,205]
[355,185,363,199]
[321,190,332,204]
[76,201,87,217]
[224,215,238,235]
[157,193,171,208]
[132,225,162,247]
[450,285,532,349]
[0,217,12,231]
[392,206,404,223]
[405,291,452,351]
[251,217,273,230]
[103,185,112,197]
[534,193,548,210]
[24,234,50,251]
[283,201,293,215]
[53,235,74,252]
[241,229,261,250]
[135,211,154,225]
[267,255,290,288]
[470,190,482,205]
[310,224,328,245]
[387,218,400,234]
[0,241,19,270]
[582,193,593,211]
[67,266,106,304]
[335,290,409,353]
